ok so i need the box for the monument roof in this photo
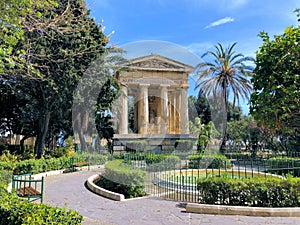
[122,54,194,73]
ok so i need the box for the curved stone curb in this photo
[86,174,125,201]
[186,203,300,217]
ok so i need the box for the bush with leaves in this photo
[188,153,231,169]
[0,193,82,224]
[12,156,70,175]
[146,154,181,172]
[80,153,108,166]
[102,160,146,198]
[197,174,300,207]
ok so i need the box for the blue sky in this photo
[85,0,299,114]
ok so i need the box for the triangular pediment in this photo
[124,54,194,73]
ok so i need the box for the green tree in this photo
[188,90,211,125]
[189,117,219,152]
[227,102,242,122]
[227,116,252,144]
[72,48,125,153]
[194,42,254,152]
[0,0,58,75]
[9,0,109,158]
[251,10,300,133]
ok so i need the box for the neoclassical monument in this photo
[113,54,197,151]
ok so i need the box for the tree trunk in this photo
[20,135,30,155]
[35,110,51,158]
[220,85,228,153]
[75,111,88,152]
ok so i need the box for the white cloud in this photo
[205,17,235,29]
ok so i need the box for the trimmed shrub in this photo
[79,153,108,165]
[13,157,70,175]
[197,175,300,207]
[102,160,146,198]
[188,153,231,169]
[145,154,166,164]
[146,154,180,171]
[145,154,180,164]
[0,193,83,224]
[126,141,147,152]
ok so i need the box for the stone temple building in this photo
[113,54,197,152]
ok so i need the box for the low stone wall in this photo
[186,203,300,217]
[86,174,125,201]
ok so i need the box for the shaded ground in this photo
[44,167,300,225]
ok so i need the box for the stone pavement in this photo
[44,168,300,225]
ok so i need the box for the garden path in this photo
[44,167,300,225]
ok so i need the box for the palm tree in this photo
[194,42,254,152]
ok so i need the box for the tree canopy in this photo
[0,0,58,75]
[251,10,300,133]
[0,0,115,158]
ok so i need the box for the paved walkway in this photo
[44,168,300,225]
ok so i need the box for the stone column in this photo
[160,85,169,134]
[169,94,174,133]
[173,94,177,134]
[177,90,182,133]
[119,85,128,134]
[138,84,149,134]
[180,86,189,134]
[175,91,181,133]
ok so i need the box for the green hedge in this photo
[0,193,83,224]
[146,155,181,171]
[103,160,146,198]
[0,154,108,175]
[79,153,108,165]
[122,153,181,171]
[197,175,300,207]
[145,154,166,164]
[145,154,179,165]
[267,157,300,177]
[13,157,70,175]
[188,153,231,169]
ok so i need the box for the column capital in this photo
[139,84,150,88]
[180,84,189,89]
[160,84,170,87]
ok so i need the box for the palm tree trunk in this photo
[220,84,228,153]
